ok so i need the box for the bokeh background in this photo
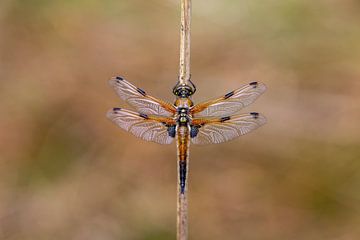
[1,0,360,239]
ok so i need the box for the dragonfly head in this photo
[172,79,196,98]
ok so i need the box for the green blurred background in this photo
[1,0,360,239]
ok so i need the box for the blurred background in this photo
[1,0,360,239]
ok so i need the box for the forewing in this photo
[191,82,266,117]
[109,76,176,117]
[191,112,266,145]
[107,108,175,144]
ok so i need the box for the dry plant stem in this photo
[177,2,191,240]
[179,0,191,85]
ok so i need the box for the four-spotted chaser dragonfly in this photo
[107,77,266,194]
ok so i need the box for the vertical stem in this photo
[179,0,192,85]
[178,1,191,240]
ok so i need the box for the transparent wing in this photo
[107,107,176,144]
[109,76,176,117]
[191,112,266,145]
[190,82,266,117]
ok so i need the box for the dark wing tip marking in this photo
[113,107,121,111]
[220,116,231,122]
[115,76,124,81]
[139,113,149,119]
[249,81,258,87]
[137,87,146,96]
[250,112,259,119]
[224,91,235,99]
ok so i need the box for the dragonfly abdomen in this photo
[176,125,190,194]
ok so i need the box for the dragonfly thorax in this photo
[174,98,193,109]
[179,116,188,123]
[176,107,191,126]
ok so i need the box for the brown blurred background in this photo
[1,0,360,239]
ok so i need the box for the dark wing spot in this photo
[137,88,146,96]
[224,91,235,99]
[116,76,124,81]
[190,125,200,138]
[113,107,121,111]
[250,112,259,119]
[249,81,258,88]
[220,116,231,122]
[167,125,176,138]
[139,113,149,119]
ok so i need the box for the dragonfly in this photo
[107,77,266,194]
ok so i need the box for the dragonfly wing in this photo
[107,108,176,144]
[191,112,266,145]
[109,76,176,117]
[191,82,266,117]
